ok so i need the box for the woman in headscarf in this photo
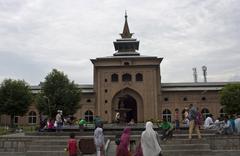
[141,121,161,156]
[116,127,131,156]
[94,124,105,156]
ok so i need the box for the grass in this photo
[17,125,38,133]
[0,125,38,135]
[0,126,10,135]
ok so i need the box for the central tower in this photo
[91,13,163,123]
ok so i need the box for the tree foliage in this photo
[0,79,33,126]
[220,83,240,114]
[36,69,81,117]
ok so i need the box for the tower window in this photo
[86,99,91,103]
[183,97,188,101]
[111,73,118,82]
[122,73,132,82]
[136,73,143,81]
[164,97,169,101]
[124,62,130,66]
[202,97,206,101]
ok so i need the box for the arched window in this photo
[162,109,171,122]
[201,108,210,119]
[122,73,132,82]
[219,108,226,118]
[28,111,37,124]
[111,73,118,82]
[14,116,19,125]
[136,73,143,81]
[84,110,93,122]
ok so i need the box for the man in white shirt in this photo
[56,110,63,131]
[204,114,215,129]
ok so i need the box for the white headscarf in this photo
[94,127,105,147]
[141,121,161,156]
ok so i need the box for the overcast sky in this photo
[0,0,240,85]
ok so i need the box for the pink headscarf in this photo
[116,127,131,156]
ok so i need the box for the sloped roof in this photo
[30,82,240,94]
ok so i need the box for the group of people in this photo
[65,109,240,156]
[176,104,202,139]
[116,121,162,156]
[180,104,240,138]
[66,121,162,156]
[40,110,87,132]
[66,123,105,156]
[204,113,240,135]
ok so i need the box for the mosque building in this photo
[0,14,233,126]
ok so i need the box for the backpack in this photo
[195,112,203,125]
[188,108,197,120]
[115,134,121,145]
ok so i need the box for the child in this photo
[67,133,78,156]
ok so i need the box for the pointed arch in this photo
[112,87,143,122]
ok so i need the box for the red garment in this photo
[116,127,131,156]
[47,121,54,129]
[67,139,77,156]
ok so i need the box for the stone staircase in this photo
[1,132,240,156]
[26,139,67,156]
[161,138,212,156]
[105,136,240,156]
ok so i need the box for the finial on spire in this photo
[125,10,128,19]
[120,11,133,38]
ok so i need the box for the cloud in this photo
[0,0,240,85]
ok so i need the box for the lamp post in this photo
[43,96,51,118]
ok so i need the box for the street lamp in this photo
[43,96,51,118]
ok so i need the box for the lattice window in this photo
[84,110,93,122]
[163,109,172,122]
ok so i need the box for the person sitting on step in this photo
[159,118,174,141]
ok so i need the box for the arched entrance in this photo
[112,87,143,123]
[118,95,137,122]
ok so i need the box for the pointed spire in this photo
[113,12,140,56]
[120,11,133,38]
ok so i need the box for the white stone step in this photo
[163,138,207,144]
[28,145,66,151]
[161,149,212,156]
[26,151,67,156]
[0,152,25,156]
[161,143,210,150]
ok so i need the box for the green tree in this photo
[0,79,33,127]
[36,69,81,117]
[220,83,240,114]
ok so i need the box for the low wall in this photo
[0,134,240,153]
[0,137,30,152]
[208,135,240,150]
